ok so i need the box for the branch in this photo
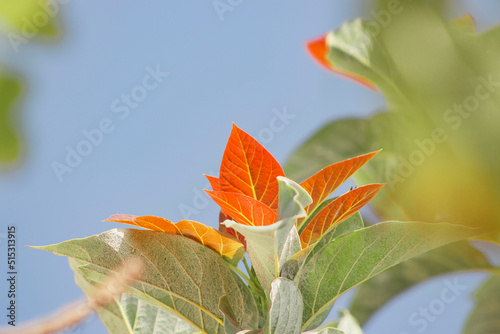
[0,256,144,334]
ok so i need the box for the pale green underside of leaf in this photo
[302,319,346,334]
[463,274,500,334]
[268,277,303,334]
[310,329,344,334]
[36,228,258,334]
[71,258,200,334]
[295,221,475,331]
[303,328,343,334]
[335,310,363,334]
[224,177,311,294]
[350,240,493,325]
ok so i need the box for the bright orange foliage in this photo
[107,124,382,259]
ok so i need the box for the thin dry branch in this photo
[0,256,144,334]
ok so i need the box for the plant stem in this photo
[227,262,251,285]
[242,257,269,316]
[242,257,252,276]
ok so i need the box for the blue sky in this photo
[0,1,499,333]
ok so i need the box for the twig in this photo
[0,256,144,334]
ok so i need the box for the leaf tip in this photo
[306,35,331,71]
[103,214,137,223]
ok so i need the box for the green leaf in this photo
[463,274,500,334]
[302,321,345,334]
[281,213,364,281]
[295,221,476,331]
[350,241,493,325]
[35,228,259,334]
[71,258,200,334]
[0,1,59,37]
[304,328,344,334]
[0,75,22,164]
[284,114,409,222]
[219,296,245,334]
[284,116,385,185]
[267,277,303,334]
[223,177,311,294]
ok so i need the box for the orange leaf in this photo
[205,175,221,191]
[176,220,244,260]
[105,214,180,234]
[306,35,332,71]
[306,36,377,91]
[105,214,244,259]
[300,184,384,248]
[219,210,246,246]
[205,190,277,227]
[219,124,284,211]
[300,150,380,216]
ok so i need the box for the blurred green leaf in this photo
[285,114,414,222]
[0,1,59,37]
[0,75,22,164]
[463,274,500,334]
[290,1,500,233]
[36,228,259,334]
[350,241,493,325]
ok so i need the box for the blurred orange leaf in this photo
[306,35,377,91]
[105,214,244,260]
[219,124,284,211]
[205,190,277,227]
[300,184,384,247]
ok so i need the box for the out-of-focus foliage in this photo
[0,0,59,37]
[0,75,21,163]
[463,274,500,334]
[287,1,500,235]
[0,1,59,166]
[288,1,500,332]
